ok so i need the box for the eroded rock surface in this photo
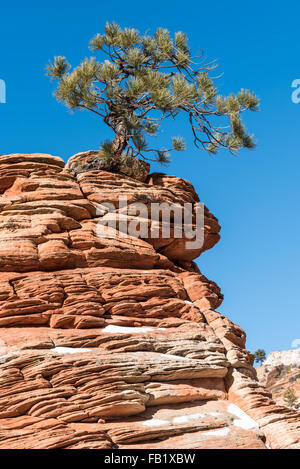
[257,351,300,412]
[0,153,299,449]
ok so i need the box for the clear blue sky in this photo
[1,0,299,356]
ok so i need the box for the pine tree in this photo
[46,22,259,165]
[283,387,298,408]
[254,349,266,366]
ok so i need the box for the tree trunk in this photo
[112,120,129,159]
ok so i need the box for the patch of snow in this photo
[172,413,204,424]
[227,403,259,430]
[184,300,193,305]
[102,325,154,334]
[163,354,189,361]
[208,412,220,417]
[143,419,169,427]
[266,444,271,449]
[52,347,92,354]
[202,428,230,437]
[143,411,227,429]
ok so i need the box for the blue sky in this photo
[0,0,299,356]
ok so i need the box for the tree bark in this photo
[112,120,129,158]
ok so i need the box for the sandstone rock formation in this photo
[263,350,300,368]
[0,153,299,449]
[257,350,300,410]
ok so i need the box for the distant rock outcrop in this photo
[257,350,300,410]
[0,153,299,449]
[264,350,300,368]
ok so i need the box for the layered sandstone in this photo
[257,351,300,409]
[0,153,299,449]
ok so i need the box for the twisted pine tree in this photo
[46,22,259,165]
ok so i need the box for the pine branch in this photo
[47,22,259,165]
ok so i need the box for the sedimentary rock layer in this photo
[257,352,300,410]
[0,153,298,449]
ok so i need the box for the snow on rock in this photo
[102,325,166,334]
[202,428,230,437]
[227,403,259,430]
[143,413,206,427]
[184,300,193,305]
[52,347,92,354]
[163,353,190,361]
[172,413,205,424]
[143,412,226,428]
[143,419,169,427]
